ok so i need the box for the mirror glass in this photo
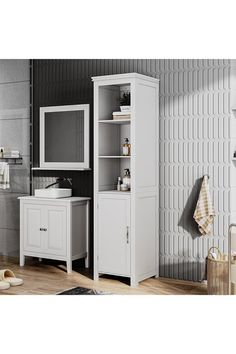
[44,110,84,162]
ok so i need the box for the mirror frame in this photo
[40,104,90,169]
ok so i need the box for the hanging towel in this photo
[193,175,215,235]
[0,162,10,189]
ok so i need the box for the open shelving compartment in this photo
[98,83,131,193]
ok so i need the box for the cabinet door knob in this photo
[126,226,129,244]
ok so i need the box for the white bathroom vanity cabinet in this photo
[19,196,90,273]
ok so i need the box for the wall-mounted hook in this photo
[203,174,209,180]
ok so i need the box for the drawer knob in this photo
[40,228,47,231]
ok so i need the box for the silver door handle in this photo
[126,226,129,244]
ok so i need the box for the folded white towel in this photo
[0,162,10,189]
[10,150,20,158]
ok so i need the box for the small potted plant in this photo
[120,91,131,112]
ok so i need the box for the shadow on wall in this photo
[159,256,206,282]
[159,60,231,114]
[178,178,203,239]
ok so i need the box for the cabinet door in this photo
[44,205,67,256]
[23,204,43,253]
[98,195,130,276]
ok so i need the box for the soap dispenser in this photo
[123,168,131,190]
[122,138,131,156]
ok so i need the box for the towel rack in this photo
[0,157,23,165]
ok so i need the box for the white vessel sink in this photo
[34,188,72,199]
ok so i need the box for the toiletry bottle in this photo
[123,169,131,190]
[0,148,3,158]
[117,177,122,191]
[122,138,131,156]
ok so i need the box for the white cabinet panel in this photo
[135,196,157,276]
[98,195,130,276]
[23,204,43,252]
[45,206,67,256]
[134,83,158,189]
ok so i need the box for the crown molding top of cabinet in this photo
[91,72,159,84]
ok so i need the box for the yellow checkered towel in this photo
[193,175,215,235]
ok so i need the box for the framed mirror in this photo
[40,104,89,169]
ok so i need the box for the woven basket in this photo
[207,247,229,295]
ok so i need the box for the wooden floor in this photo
[0,256,207,295]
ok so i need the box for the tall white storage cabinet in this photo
[93,73,159,286]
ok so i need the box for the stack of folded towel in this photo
[0,162,10,189]
[10,150,20,158]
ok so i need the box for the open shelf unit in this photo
[93,73,159,286]
[97,86,131,191]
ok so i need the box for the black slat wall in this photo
[32,60,158,191]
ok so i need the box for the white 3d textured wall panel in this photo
[158,59,231,281]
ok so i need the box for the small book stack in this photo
[4,150,20,158]
[11,150,20,158]
[112,111,131,121]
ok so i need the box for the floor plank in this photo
[0,256,207,295]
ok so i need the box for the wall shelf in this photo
[99,156,131,159]
[32,167,92,171]
[99,119,131,125]
[99,190,131,194]
[0,157,23,165]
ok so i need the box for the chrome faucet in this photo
[45,177,72,189]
